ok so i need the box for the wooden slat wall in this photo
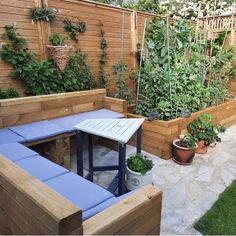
[1,0,152,96]
[0,0,41,95]
[48,0,134,95]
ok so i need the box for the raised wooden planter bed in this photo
[127,100,236,160]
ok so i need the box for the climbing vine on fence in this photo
[99,22,109,88]
[0,24,95,96]
[136,18,234,120]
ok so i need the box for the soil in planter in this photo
[175,140,189,148]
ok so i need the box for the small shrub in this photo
[0,87,19,99]
[127,154,153,175]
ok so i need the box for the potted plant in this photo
[46,32,72,72]
[172,134,198,165]
[126,153,153,191]
[188,114,225,154]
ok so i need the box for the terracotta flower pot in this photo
[195,140,208,154]
[172,139,196,165]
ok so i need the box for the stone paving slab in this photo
[71,124,236,235]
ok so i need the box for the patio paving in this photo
[71,124,236,235]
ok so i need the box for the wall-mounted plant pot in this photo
[46,45,72,72]
[172,139,196,165]
[126,166,152,191]
[195,140,208,154]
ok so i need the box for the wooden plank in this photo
[0,102,41,116]
[0,186,53,234]
[83,185,162,235]
[0,155,82,234]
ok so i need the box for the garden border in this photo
[127,100,236,159]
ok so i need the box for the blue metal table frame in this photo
[76,126,142,196]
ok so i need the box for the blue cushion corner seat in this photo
[49,113,87,132]
[83,109,124,119]
[0,142,38,162]
[0,128,26,145]
[15,155,69,182]
[44,172,114,213]
[9,120,67,142]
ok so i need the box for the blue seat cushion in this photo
[83,109,124,119]
[83,192,133,220]
[44,172,114,212]
[0,128,26,144]
[9,120,66,142]
[15,155,69,182]
[49,114,87,132]
[0,142,38,162]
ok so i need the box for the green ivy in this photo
[99,22,109,88]
[63,19,86,41]
[0,24,95,96]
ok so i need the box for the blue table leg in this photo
[118,142,126,196]
[137,126,142,154]
[76,130,83,177]
[88,134,93,182]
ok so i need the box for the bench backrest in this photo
[0,89,110,128]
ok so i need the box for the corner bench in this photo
[0,89,162,234]
[0,147,162,235]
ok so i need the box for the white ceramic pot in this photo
[126,166,153,191]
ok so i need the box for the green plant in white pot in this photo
[126,153,153,191]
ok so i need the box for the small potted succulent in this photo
[47,32,72,71]
[126,153,153,191]
[172,134,197,165]
[188,114,225,154]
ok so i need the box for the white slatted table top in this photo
[74,118,145,143]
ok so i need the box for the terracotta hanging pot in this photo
[172,139,197,165]
[195,140,208,154]
[46,45,72,72]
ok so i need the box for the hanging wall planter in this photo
[47,32,72,72]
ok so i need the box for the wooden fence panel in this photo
[0,0,41,95]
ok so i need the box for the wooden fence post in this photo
[34,0,51,60]
[130,11,138,69]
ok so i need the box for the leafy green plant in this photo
[0,87,20,99]
[136,18,234,121]
[188,114,225,145]
[180,134,197,149]
[99,22,109,88]
[30,7,57,22]
[48,32,68,46]
[1,24,95,96]
[113,61,133,104]
[63,50,96,92]
[127,153,153,175]
[63,19,86,41]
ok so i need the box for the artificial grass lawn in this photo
[194,180,236,235]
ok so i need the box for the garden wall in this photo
[0,0,156,96]
[127,100,236,159]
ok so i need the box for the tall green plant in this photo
[99,22,109,88]
[136,18,234,121]
[113,61,133,104]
